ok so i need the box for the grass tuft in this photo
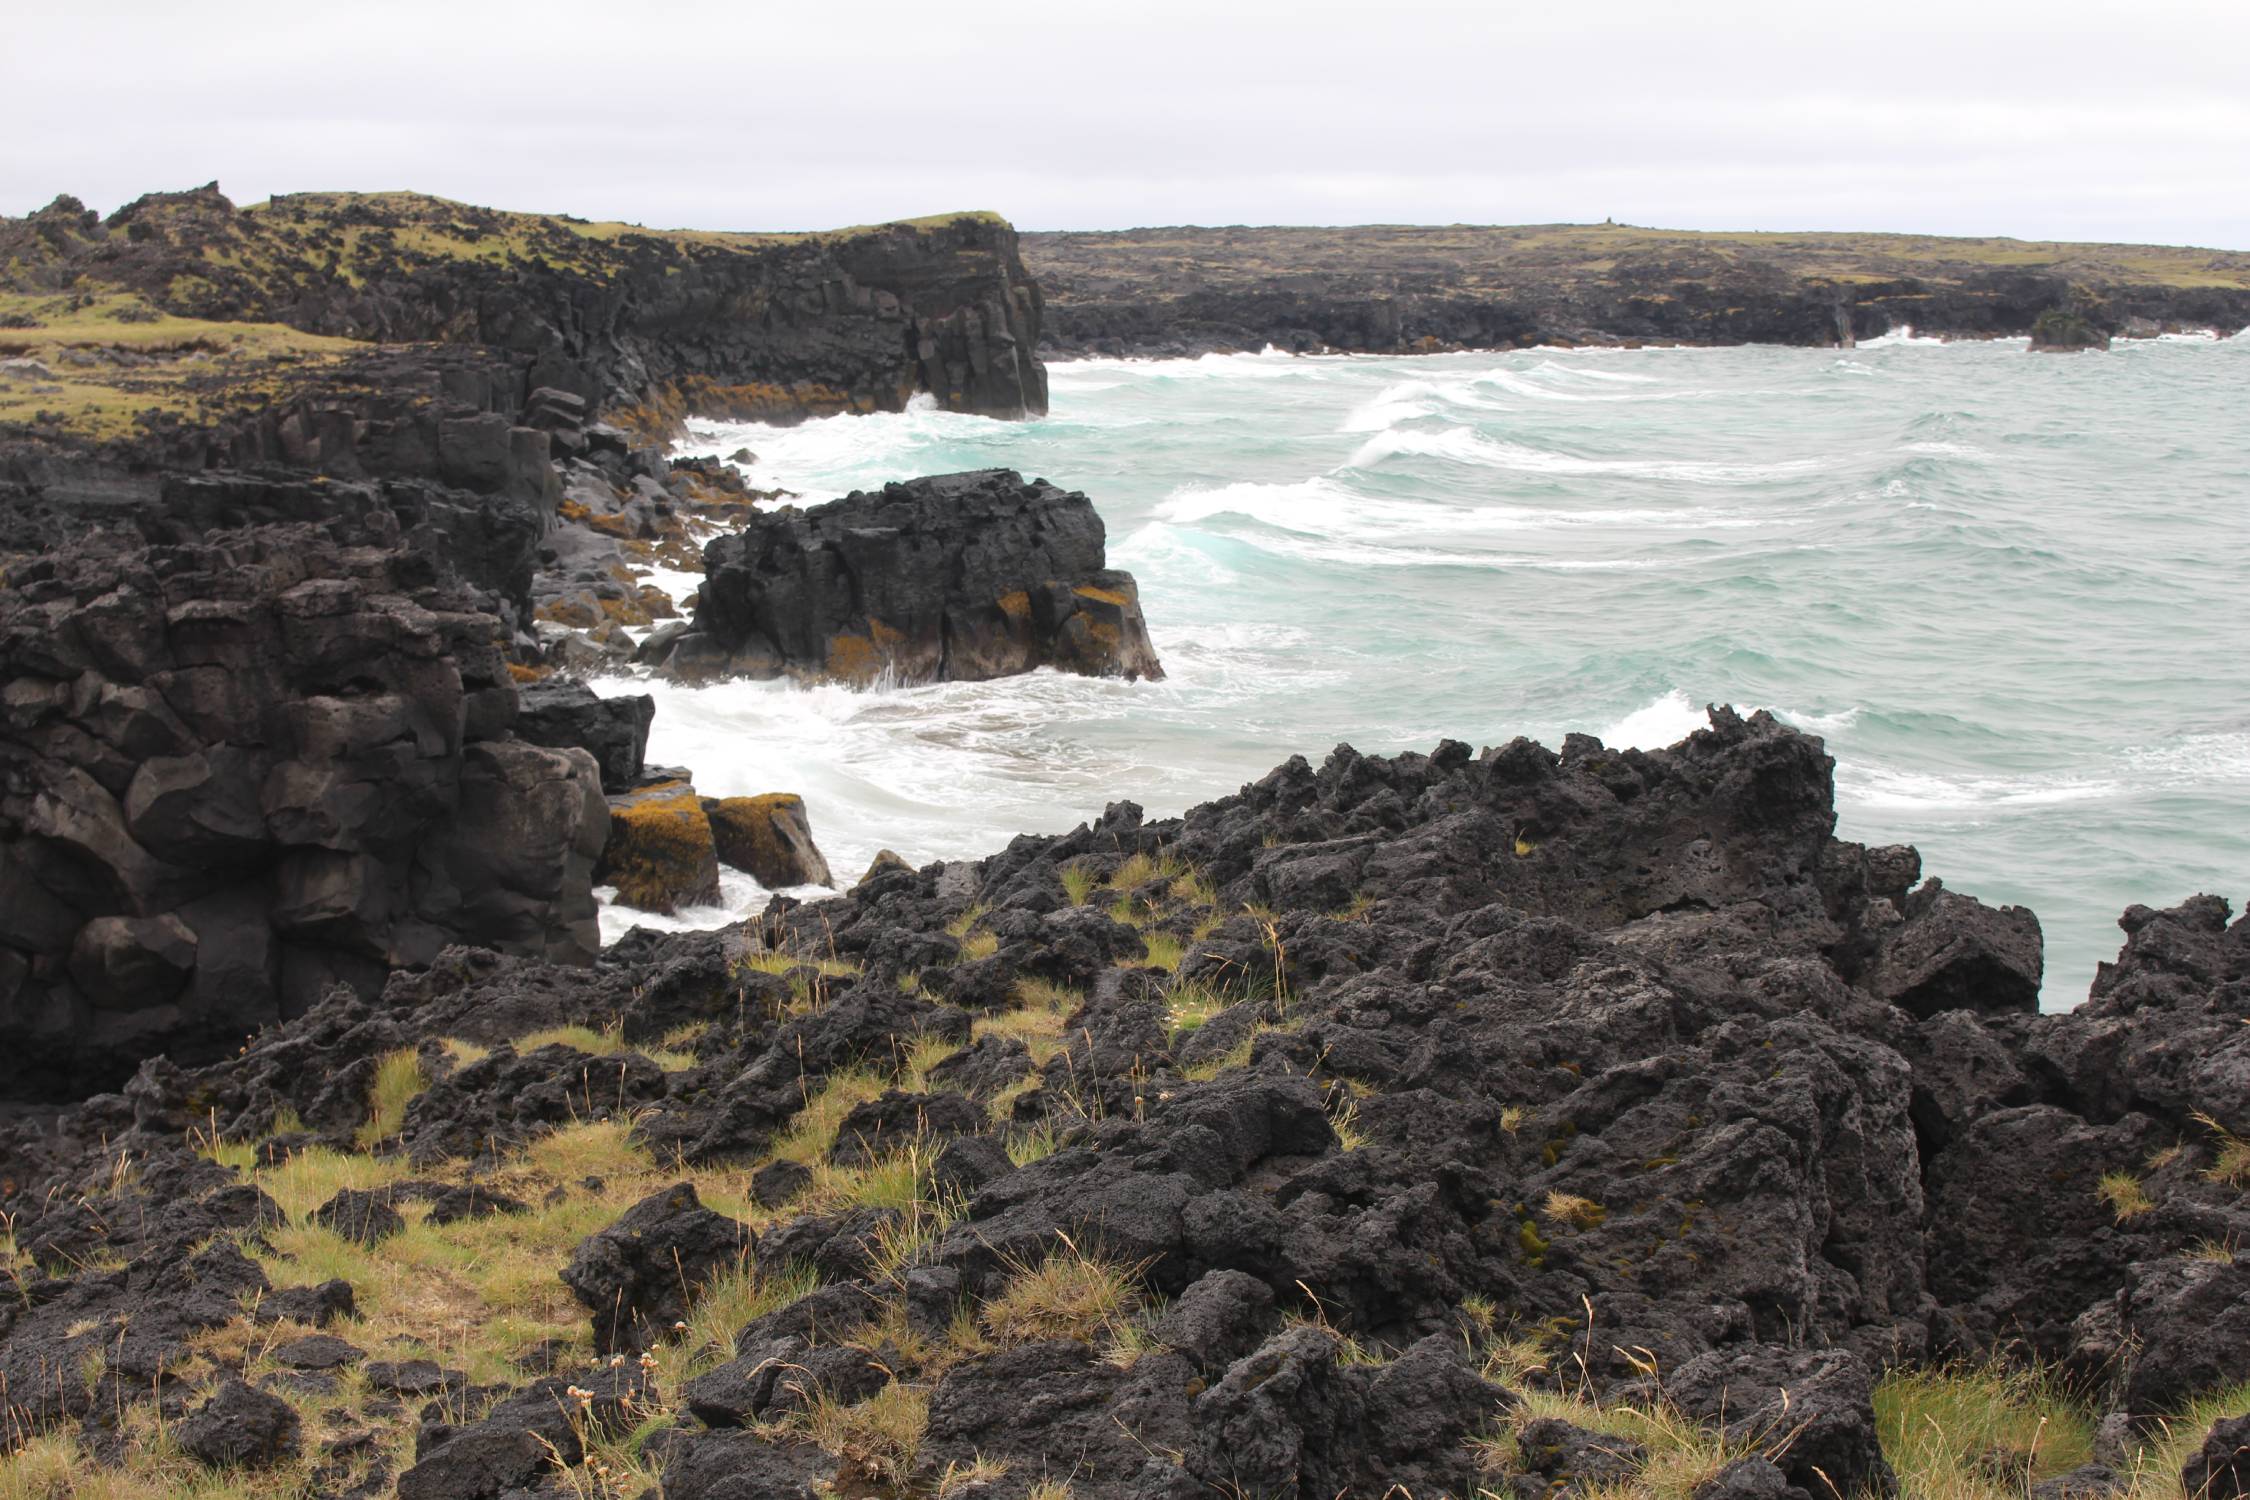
[2098,1170,2156,1222]
[982,1238,1143,1346]
[1540,1192,1608,1230]
[1873,1362,2093,1500]
[2192,1112,2250,1187]
[797,1380,928,1486]
[355,1048,430,1149]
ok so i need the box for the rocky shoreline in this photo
[0,710,2244,1498]
[2,186,2248,1498]
[0,188,1161,1093]
[1021,224,2250,358]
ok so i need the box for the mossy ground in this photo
[0,291,358,440]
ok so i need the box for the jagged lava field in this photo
[0,187,2245,1500]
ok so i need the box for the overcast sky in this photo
[10,0,2248,247]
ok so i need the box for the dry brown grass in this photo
[2098,1170,2157,1222]
[1873,1362,2094,1500]
[2192,1112,2250,1188]
[981,1239,1143,1347]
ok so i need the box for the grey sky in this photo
[11,0,2248,247]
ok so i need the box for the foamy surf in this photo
[1342,425,1829,485]
[609,337,2245,1007]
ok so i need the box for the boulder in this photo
[648,470,1163,686]
[253,1279,355,1327]
[857,848,915,885]
[2030,308,2113,351]
[273,1334,365,1370]
[597,775,722,914]
[560,1182,754,1353]
[176,1379,300,1468]
[1154,1268,1279,1376]
[639,1430,835,1500]
[706,792,835,889]
[1863,883,2043,1018]
[2069,1259,2250,1415]
[394,1368,651,1499]
[2182,1413,2250,1500]
[1694,1458,1807,1500]
[363,1359,464,1397]
[1514,1417,1648,1495]
[311,1187,406,1246]
[827,1088,985,1163]
[512,680,653,793]
[1666,1345,1894,1499]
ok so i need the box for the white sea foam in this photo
[1247,533,1666,572]
[1045,348,1343,382]
[1155,476,1793,541]
[1847,765,2121,813]
[2122,731,2250,783]
[1340,383,1442,432]
[1539,363,1658,385]
[584,667,1179,939]
[1770,704,1864,735]
[1600,690,1713,750]
[596,869,824,946]
[1343,426,1827,485]
[637,564,706,613]
[1857,325,1951,348]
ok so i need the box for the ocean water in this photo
[594,334,2250,1008]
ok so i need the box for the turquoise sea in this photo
[600,333,2250,1008]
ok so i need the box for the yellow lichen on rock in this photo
[598,788,721,913]
[825,632,886,684]
[709,793,836,889]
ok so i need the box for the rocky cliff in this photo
[0,526,607,1099]
[5,186,1045,425]
[1,186,1051,634]
[644,469,1164,686]
[0,189,1072,1090]
[0,712,2243,1497]
[1023,223,2250,356]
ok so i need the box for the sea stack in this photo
[643,468,1164,686]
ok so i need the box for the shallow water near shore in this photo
[596,335,2250,1008]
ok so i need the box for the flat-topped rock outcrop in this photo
[644,468,1164,686]
[1023,223,2250,356]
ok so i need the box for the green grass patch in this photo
[1874,1362,2093,1500]
[354,1048,430,1148]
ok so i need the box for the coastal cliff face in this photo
[0,187,1069,1090]
[646,469,1164,686]
[1022,224,2250,356]
[5,186,1046,423]
[0,711,2241,1496]
[0,526,607,1098]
